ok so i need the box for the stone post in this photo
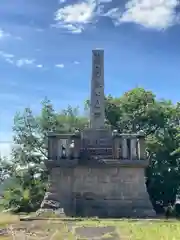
[113,137,120,159]
[54,137,58,160]
[64,138,72,159]
[73,137,80,158]
[130,138,137,160]
[64,139,69,159]
[122,138,128,159]
[48,137,52,159]
[73,130,81,159]
[57,138,62,160]
[139,136,146,160]
[138,130,146,160]
[136,139,139,160]
[50,137,58,160]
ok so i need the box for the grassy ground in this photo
[0,213,179,239]
[76,219,180,239]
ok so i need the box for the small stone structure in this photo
[40,49,156,218]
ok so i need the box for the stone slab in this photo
[73,225,119,240]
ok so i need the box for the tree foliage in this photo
[0,88,180,213]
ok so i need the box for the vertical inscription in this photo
[90,49,105,129]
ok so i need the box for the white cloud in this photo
[0,51,15,64]
[0,51,37,68]
[16,58,35,67]
[54,0,97,33]
[105,0,179,30]
[54,0,179,32]
[0,51,14,59]
[0,29,5,39]
[0,29,10,39]
[36,64,43,68]
[55,63,64,68]
[63,24,83,33]
[6,59,14,64]
[0,29,23,41]
[98,0,112,2]
[74,61,80,64]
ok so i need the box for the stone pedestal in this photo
[40,165,155,218]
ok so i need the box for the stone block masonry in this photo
[45,166,155,217]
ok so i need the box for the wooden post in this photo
[122,138,128,159]
[130,138,137,160]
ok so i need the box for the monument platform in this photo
[40,49,156,218]
[41,165,155,218]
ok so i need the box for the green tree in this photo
[2,98,88,212]
[105,88,180,212]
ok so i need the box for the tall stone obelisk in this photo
[90,49,105,129]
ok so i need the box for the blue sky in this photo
[0,0,180,156]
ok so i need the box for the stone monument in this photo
[40,49,156,218]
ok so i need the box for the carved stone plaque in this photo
[90,49,105,129]
[82,128,114,160]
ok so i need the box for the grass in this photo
[0,213,180,239]
[113,220,180,239]
[0,213,19,227]
[76,219,180,239]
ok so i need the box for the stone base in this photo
[40,166,156,218]
[70,198,156,218]
[106,204,156,218]
[40,199,155,218]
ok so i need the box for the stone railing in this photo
[112,130,146,160]
[47,130,81,160]
[46,130,147,168]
